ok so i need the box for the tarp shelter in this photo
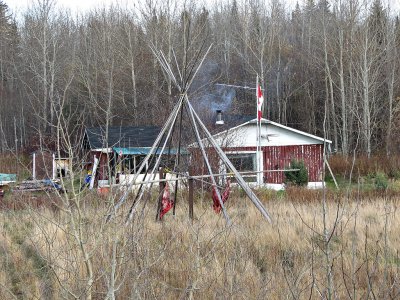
[83,126,186,186]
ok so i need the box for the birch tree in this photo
[384,7,398,155]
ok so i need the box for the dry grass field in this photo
[0,186,399,299]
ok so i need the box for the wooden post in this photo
[156,168,165,221]
[52,153,56,180]
[188,177,194,223]
[32,152,36,180]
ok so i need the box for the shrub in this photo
[388,168,400,180]
[374,172,388,190]
[284,159,308,187]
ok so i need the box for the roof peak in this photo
[215,118,332,144]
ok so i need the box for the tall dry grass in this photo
[0,188,399,299]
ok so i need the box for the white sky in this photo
[5,0,127,15]
[4,0,400,18]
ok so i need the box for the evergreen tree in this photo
[317,0,331,14]
[368,0,387,45]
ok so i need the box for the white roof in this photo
[215,118,332,144]
[192,118,332,148]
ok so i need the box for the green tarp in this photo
[0,173,17,182]
[113,147,188,156]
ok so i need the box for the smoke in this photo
[210,85,236,112]
[189,60,236,114]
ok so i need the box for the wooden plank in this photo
[89,155,99,189]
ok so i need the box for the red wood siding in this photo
[189,144,324,184]
[98,153,109,180]
[34,151,53,180]
[263,145,324,184]
[189,148,220,176]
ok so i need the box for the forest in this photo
[0,0,399,156]
[1,1,400,298]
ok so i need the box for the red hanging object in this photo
[212,180,231,214]
[160,183,174,219]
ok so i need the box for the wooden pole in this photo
[172,104,184,216]
[156,168,165,221]
[188,177,194,223]
[324,158,339,189]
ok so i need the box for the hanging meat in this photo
[160,183,174,219]
[212,179,231,213]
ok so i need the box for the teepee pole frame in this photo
[109,43,272,225]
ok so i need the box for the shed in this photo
[31,151,71,180]
[193,117,331,189]
[83,126,183,186]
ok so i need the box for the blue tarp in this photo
[43,179,63,190]
[113,147,188,156]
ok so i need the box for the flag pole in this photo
[256,75,260,186]
[256,76,264,186]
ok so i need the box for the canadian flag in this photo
[257,82,264,120]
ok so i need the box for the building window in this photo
[224,152,257,183]
[227,153,256,172]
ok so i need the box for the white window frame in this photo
[222,150,260,183]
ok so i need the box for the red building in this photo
[197,117,331,189]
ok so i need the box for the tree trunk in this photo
[362,32,371,158]
[43,20,48,134]
[338,28,348,155]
